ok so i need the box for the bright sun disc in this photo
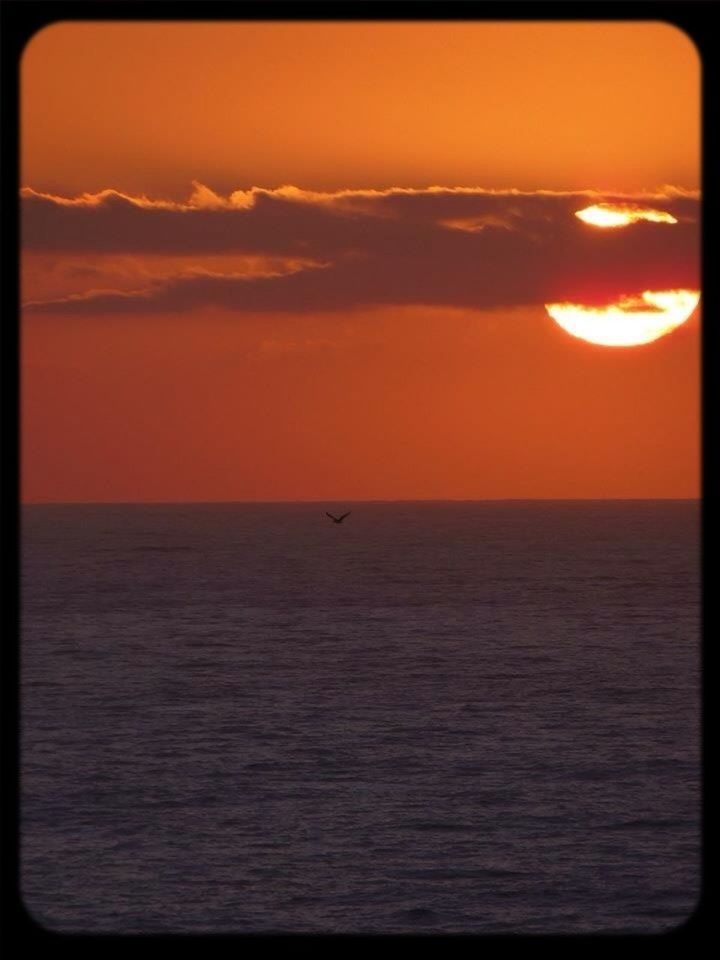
[575,203,677,228]
[546,289,699,346]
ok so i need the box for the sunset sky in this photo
[21,21,700,502]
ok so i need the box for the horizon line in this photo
[20,497,701,507]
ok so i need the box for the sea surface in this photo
[21,501,701,935]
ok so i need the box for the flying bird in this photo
[326,511,351,524]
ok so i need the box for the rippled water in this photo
[21,501,700,934]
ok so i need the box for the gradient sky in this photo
[21,21,700,502]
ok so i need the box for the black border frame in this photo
[2,1,713,946]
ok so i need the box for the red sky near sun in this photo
[21,21,700,502]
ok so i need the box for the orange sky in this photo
[21,21,700,502]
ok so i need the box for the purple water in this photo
[21,500,701,933]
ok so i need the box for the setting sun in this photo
[575,203,678,227]
[546,289,699,346]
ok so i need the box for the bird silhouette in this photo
[326,511,351,524]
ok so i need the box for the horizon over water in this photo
[22,497,700,503]
[21,500,700,934]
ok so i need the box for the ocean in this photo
[20,500,701,935]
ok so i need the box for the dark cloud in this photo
[22,185,700,314]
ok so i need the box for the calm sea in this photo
[20,501,701,935]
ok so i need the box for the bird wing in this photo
[339,512,351,521]
[326,512,339,521]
